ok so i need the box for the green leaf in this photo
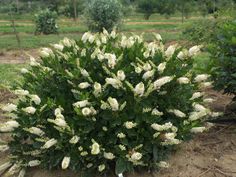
[115,158,127,175]
[153,145,158,163]
[231,73,236,78]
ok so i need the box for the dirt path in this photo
[156,124,236,177]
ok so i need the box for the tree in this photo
[15,0,19,13]
[137,0,157,20]
[176,0,195,23]
[73,0,77,21]
[197,0,235,17]
[40,0,62,12]
[9,2,21,48]
[156,0,176,18]
[84,0,122,32]
[59,0,86,18]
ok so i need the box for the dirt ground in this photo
[0,49,39,64]
[0,83,235,177]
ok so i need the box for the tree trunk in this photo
[181,5,184,23]
[213,0,216,13]
[16,0,19,13]
[73,0,77,21]
[144,13,151,20]
[10,8,21,49]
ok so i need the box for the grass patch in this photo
[122,24,179,31]
[0,14,210,50]
[0,25,35,33]
[0,23,88,34]
[0,34,83,50]
[0,13,34,21]
[0,64,25,87]
[0,22,180,34]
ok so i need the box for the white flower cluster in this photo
[47,108,70,129]
[0,120,19,132]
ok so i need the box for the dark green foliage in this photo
[197,0,235,16]
[137,0,157,20]
[156,0,177,18]
[209,21,236,99]
[183,16,236,101]
[35,9,58,35]
[183,19,220,45]
[84,0,123,32]
[59,0,86,18]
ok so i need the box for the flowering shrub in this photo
[84,0,122,32]
[0,30,217,176]
[35,9,58,35]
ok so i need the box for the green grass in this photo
[0,34,84,50]
[0,22,180,34]
[0,12,212,50]
[122,24,179,31]
[0,23,88,34]
[0,64,25,86]
[0,13,34,21]
[0,25,35,33]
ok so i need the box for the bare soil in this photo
[0,49,39,64]
[0,87,235,177]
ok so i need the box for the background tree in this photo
[137,0,157,20]
[176,0,195,23]
[84,0,122,32]
[9,1,21,48]
[156,0,176,18]
[197,0,235,17]
[73,0,77,21]
[59,0,85,18]
[39,0,62,12]
[119,0,134,16]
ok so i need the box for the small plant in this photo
[84,0,122,32]
[0,30,217,177]
[35,9,58,35]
